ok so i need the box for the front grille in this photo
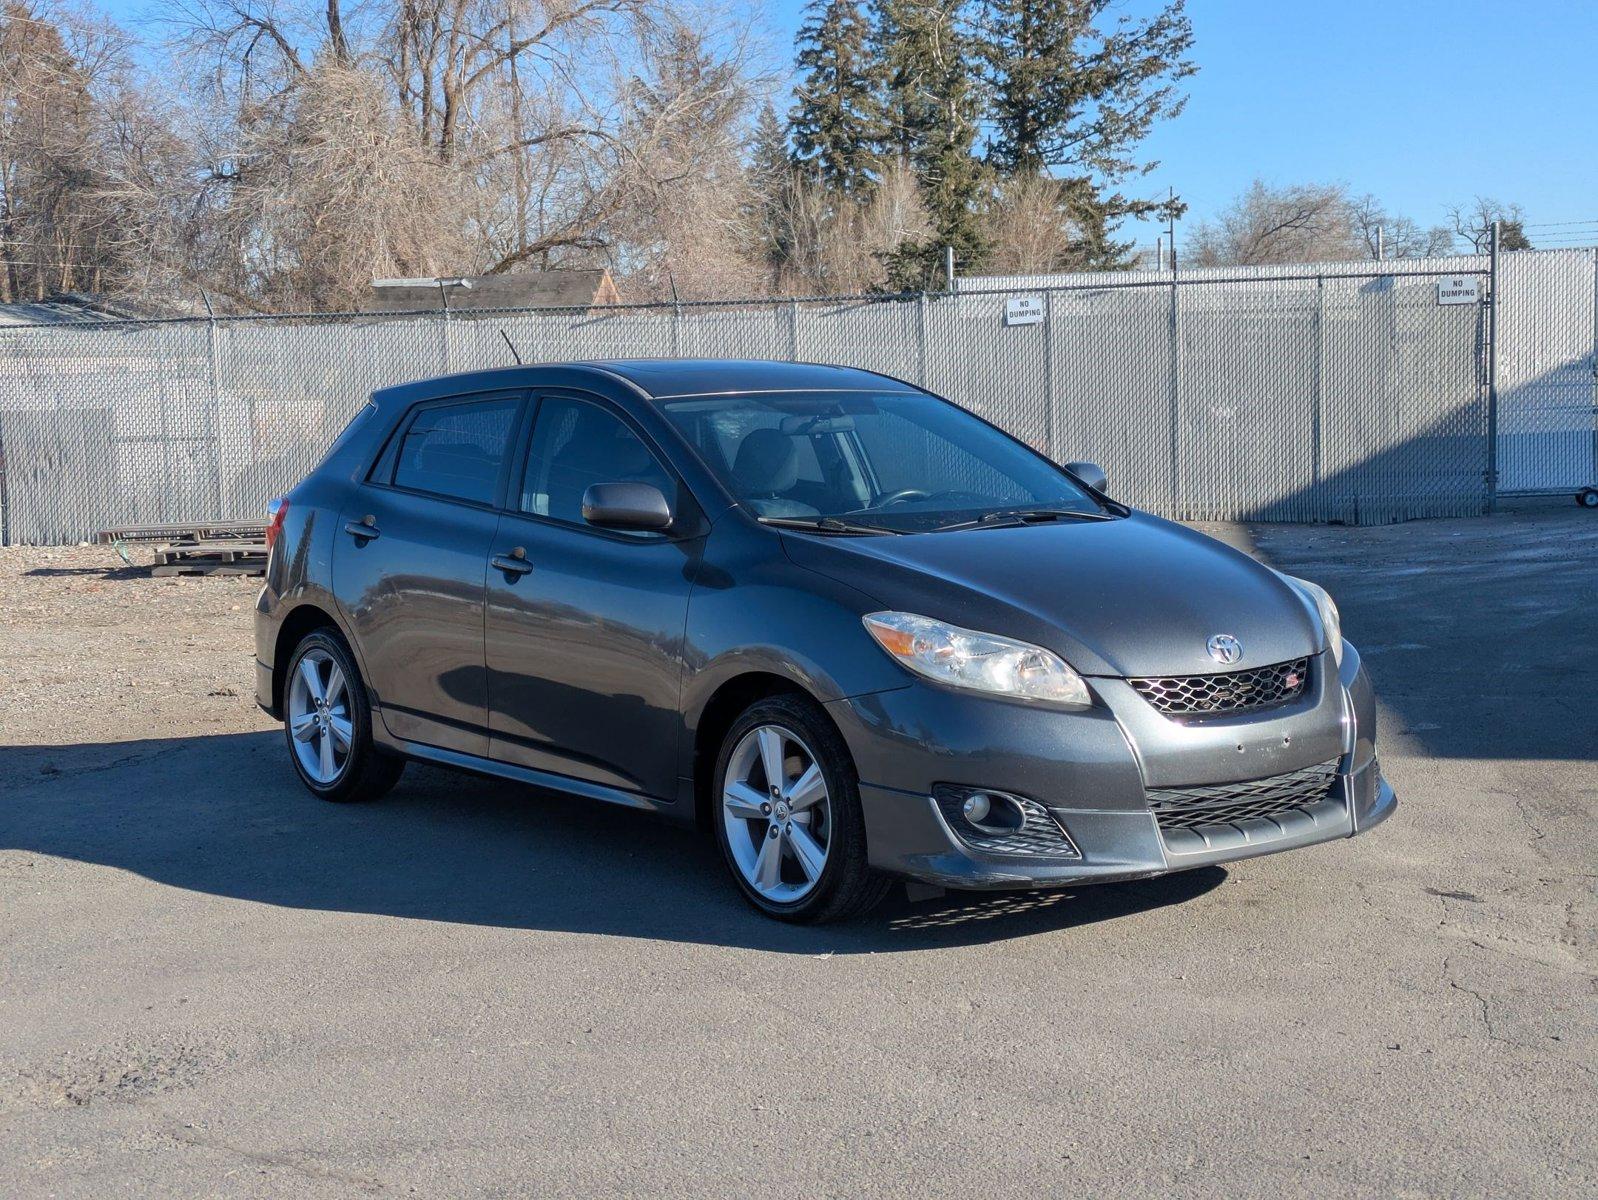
[1129,657,1310,716]
[1147,760,1340,832]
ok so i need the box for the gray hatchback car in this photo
[256,359,1394,922]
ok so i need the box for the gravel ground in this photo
[0,546,270,745]
[1,509,1595,1198]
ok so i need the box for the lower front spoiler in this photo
[861,758,1396,892]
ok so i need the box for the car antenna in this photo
[500,329,523,365]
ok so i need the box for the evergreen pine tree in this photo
[870,0,986,282]
[748,100,796,286]
[791,0,883,194]
[978,0,1195,264]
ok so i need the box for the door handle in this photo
[491,548,533,577]
[344,517,380,541]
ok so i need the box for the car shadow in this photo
[0,731,1224,954]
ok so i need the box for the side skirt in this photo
[387,735,682,818]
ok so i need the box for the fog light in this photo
[933,785,1080,858]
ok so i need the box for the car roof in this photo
[370,359,919,410]
[580,359,919,399]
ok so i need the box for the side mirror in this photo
[1065,461,1108,493]
[582,482,674,532]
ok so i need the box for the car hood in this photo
[782,512,1324,678]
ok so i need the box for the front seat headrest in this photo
[732,427,800,496]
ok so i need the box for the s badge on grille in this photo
[1206,634,1243,665]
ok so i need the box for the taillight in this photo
[265,497,289,553]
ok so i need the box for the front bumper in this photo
[826,641,1394,891]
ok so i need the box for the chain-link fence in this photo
[1,249,1594,545]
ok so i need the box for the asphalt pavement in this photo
[2,506,1594,1197]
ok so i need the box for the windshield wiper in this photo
[932,507,1116,533]
[758,515,905,536]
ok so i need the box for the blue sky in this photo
[759,0,1598,241]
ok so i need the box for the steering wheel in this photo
[872,488,932,508]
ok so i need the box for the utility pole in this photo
[1375,225,1385,261]
[1166,186,1178,271]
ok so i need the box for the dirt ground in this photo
[1,508,1595,1198]
[0,547,273,791]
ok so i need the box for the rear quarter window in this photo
[389,396,520,506]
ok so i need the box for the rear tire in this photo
[1578,487,1598,509]
[282,629,404,803]
[711,694,889,923]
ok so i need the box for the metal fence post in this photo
[203,295,226,520]
[916,293,929,386]
[1043,290,1056,460]
[0,406,9,547]
[0,333,11,546]
[1486,221,1501,512]
[1167,269,1182,516]
[1312,274,1325,497]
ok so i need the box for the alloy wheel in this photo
[721,724,833,903]
[287,646,353,785]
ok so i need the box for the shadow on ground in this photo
[0,732,1224,954]
[1208,505,1598,762]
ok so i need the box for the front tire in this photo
[282,629,404,803]
[712,694,889,923]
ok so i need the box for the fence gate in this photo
[1496,248,1598,494]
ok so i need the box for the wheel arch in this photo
[690,670,835,830]
[271,603,346,716]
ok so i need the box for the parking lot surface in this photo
[2,507,1594,1198]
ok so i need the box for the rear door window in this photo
[390,396,520,506]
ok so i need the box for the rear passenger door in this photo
[334,391,525,756]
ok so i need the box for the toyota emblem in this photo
[1206,634,1243,665]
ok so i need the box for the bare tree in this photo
[602,17,768,299]
[1345,192,1454,260]
[982,173,1134,275]
[1188,181,1362,266]
[1189,180,1464,267]
[148,0,765,309]
[1447,196,1532,252]
[1,3,119,299]
[769,158,931,295]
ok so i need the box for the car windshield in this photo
[660,389,1109,533]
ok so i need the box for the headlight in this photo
[862,612,1091,706]
[1283,575,1342,665]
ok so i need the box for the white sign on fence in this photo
[1004,296,1044,326]
[1436,275,1480,306]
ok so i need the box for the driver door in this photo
[484,392,701,801]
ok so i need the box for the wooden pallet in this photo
[97,521,265,546]
[151,539,269,577]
